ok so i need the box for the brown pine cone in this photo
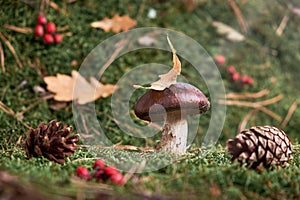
[226,125,293,171]
[25,120,79,164]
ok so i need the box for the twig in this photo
[223,89,269,99]
[258,106,282,122]
[238,109,258,132]
[61,32,72,37]
[227,0,248,33]
[48,1,67,14]
[56,26,69,32]
[0,42,5,73]
[0,33,23,69]
[217,95,283,108]
[276,14,289,36]
[97,39,127,76]
[4,24,32,34]
[0,101,30,129]
[281,100,298,127]
[136,0,146,20]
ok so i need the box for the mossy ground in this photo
[1,0,300,199]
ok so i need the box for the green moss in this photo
[1,0,300,199]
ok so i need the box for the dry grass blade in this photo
[227,0,248,33]
[281,100,298,127]
[238,109,258,133]
[217,94,283,108]
[258,107,282,122]
[4,24,32,34]
[0,42,5,73]
[56,26,69,31]
[0,101,30,129]
[98,39,127,76]
[276,14,289,36]
[0,33,23,69]
[48,1,67,14]
[0,101,15,116]
[61,32,73,37]
[224,89,269,99]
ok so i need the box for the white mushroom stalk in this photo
[159,114,188,153]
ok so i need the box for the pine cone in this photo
[25,120,79,164]
[226,125,293,171]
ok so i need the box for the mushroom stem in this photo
[158,114,188,153]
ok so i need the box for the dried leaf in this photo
[212,21,245,42]
[91,14,137,33]
[44,70,117,104]
[134,36,181,91]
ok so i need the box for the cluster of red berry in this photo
[34,13,63,45]
[76,159,125,186]
[214,55,253,87]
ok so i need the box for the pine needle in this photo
[0,33,23,69]
[223,89,270,99]
[281,100,298,127]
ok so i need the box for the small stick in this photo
[0,33,23,69]
[281,100,298,127]
[0,42,5,73]
[223,89,269,99]
[56,26,69,32]
[276,14,289,36]
[227,0,248,33]
[0,101,30,129]
[4,24,33,34]
[97,39,127,76]
[258,107,282,122]
[48,1,67,14]
[217,94,282,107]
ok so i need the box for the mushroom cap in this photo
[134,82,210,122]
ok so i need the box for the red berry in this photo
[241,76,254,86]
[214,55,226,66]
[54,34,63,43]
[43,34,54,44]
[109,173,125,185]
[104,166,119,176]
[93,169,106,182]
[46,22,56,34]
[34,24,44,37]
[231,72,240,82]
[37,14,47,25]
[226,65,236,74]
[93,159,105,170]
[76,166,91,180]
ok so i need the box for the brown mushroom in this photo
[134,82,210,153]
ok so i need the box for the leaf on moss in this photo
[212,21,245,42]
[134,36,181,91]
[44,70,117,104]
[91,14,137,33]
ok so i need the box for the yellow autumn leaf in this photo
[91,14,137,33]
[44,70,118,104]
